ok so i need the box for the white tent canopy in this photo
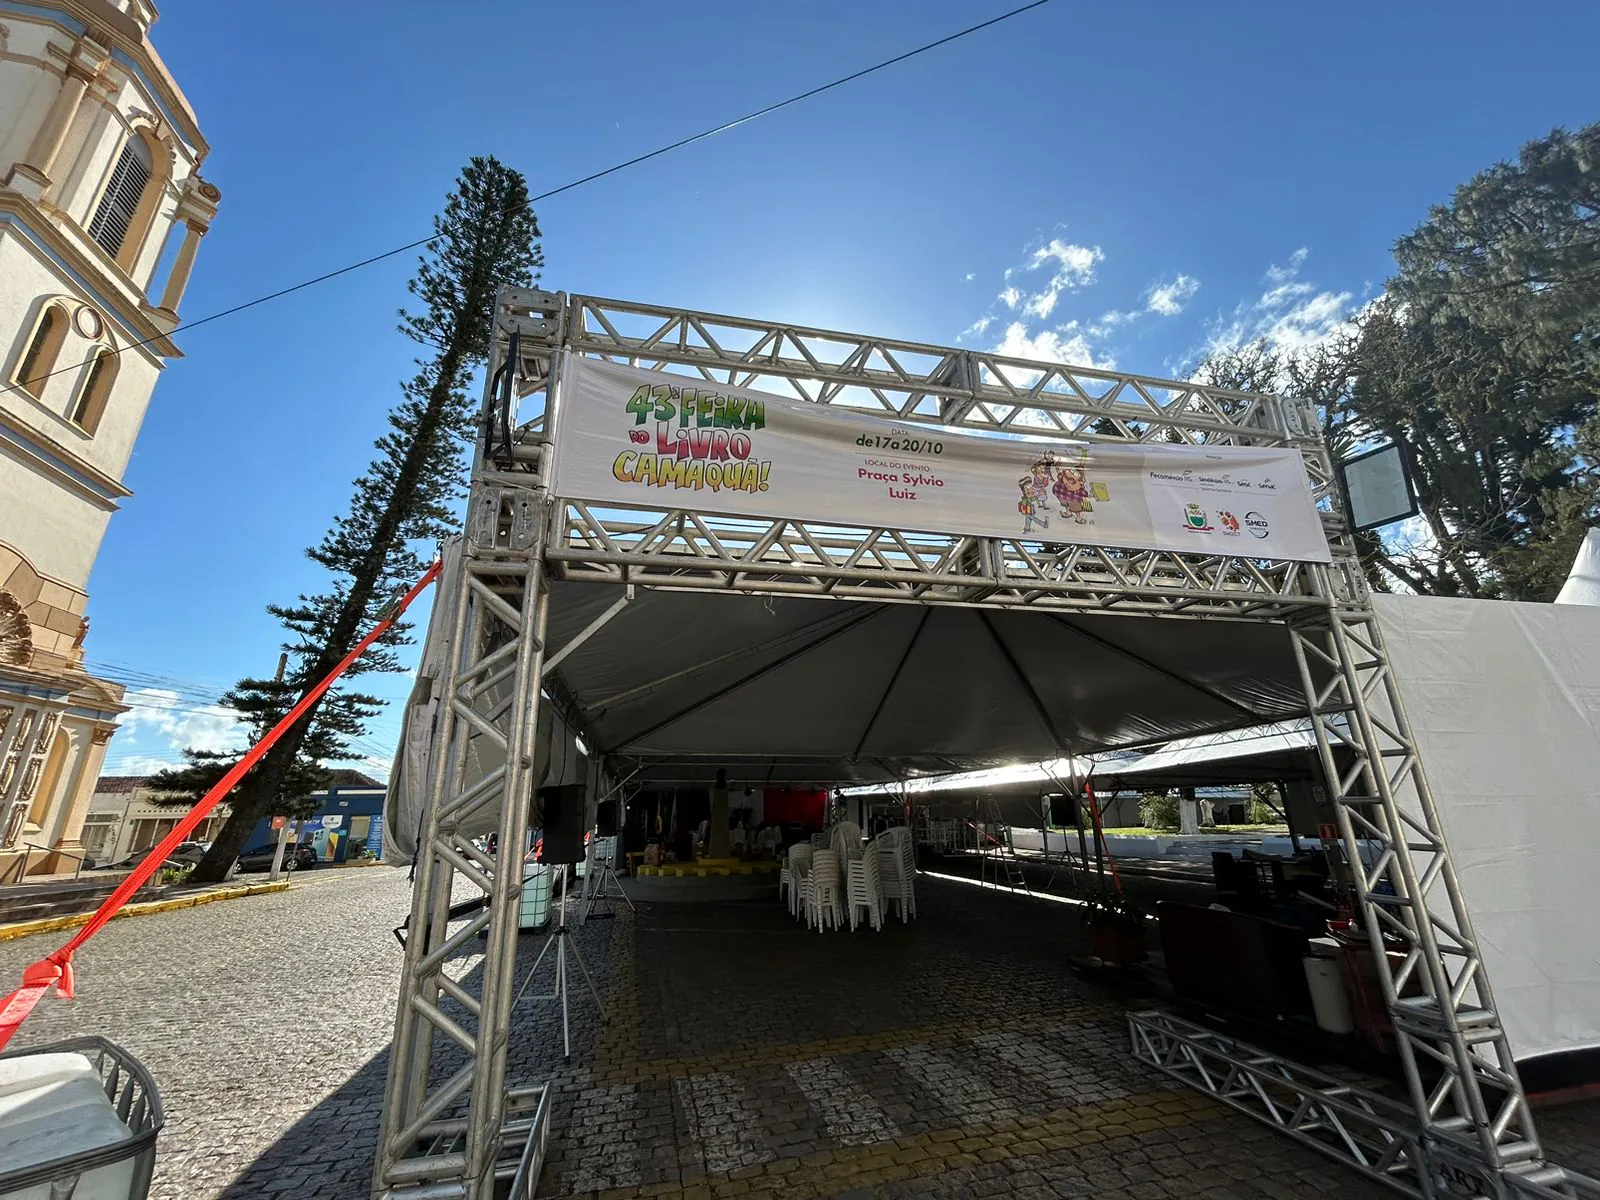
[1555,528,1600,605]
[537,579,1317,786]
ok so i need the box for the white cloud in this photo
[1145,274,1200,317]
[115,686,251,770]
[959,315,995,340]
[1200,249,1357,360]
[1264,247,1308,286]
[1029,238,1102,283]
[101,753,191,776]
[994,320,1117,372]
[1022,290,1059,320]
[963,272,975,282]
[997,238,1104,325]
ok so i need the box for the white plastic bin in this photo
[0,1039,162,1200]
[520,863,553,930]
[1303,937,1355,1035]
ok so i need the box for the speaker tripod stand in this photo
[513,866,604,1061]
[583,838,635,920]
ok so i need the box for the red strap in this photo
[0,562,440,1050]
[1084,780,1122,894]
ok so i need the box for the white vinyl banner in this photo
[551,355,1332,563]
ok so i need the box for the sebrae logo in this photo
[1182,502,1213,533]
[1218,510,1241,534]
[1244,511,1270,539]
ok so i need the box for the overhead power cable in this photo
[3,0,1055,400]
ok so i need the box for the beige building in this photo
[0,0,217,877]
[80,774,229,864]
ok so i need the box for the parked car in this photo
[235,843,318,873]
[168,841,211,866]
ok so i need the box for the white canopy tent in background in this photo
[384,538,588,865]
[830,593,1600,1070]
[1555,528,1600,606]
[1371,593,1600,1067]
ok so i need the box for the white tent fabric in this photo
[1555,528,1600,606]
[537,581,1316,786]
[1373,593,1600,1064]
[383,538,587,866]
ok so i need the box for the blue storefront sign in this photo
[366,815,384,857]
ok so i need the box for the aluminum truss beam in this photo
[1130,1011,1600,1200]
[373,287,1565,1199]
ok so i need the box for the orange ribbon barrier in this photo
[0,561,441,1050]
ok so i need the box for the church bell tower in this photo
[0,0,218,871]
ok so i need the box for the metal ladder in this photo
[975,797,1030,893]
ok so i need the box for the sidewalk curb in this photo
[0,880,292,942]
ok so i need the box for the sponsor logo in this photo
[1182,503,1213,533]
[1244,511,1269,539]
[1218,510,1241,534]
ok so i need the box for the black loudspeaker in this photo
[595,799,617,837]
[538,784,587,864]
[1048,793,1078,827]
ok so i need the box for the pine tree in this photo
[182,156,543,883]
[144,681,379,825]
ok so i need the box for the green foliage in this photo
[1079,886,1146,928]
[144,678,379,819]
[1197,122,1599,601]
[155,865,192,887]
[185,157,543,884]
[1247,783,1280,826]
[1137,792,1180,830]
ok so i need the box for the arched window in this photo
[70,349,117,434]
[87,135,154,258]
[11,304,69,399]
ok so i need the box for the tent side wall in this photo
[1374,593,1600,1064]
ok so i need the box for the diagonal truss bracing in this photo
[372,287,1579,1200]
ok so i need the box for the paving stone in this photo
[1,869,1595,1199]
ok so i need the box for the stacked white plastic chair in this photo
[846,840,884,932]
[805,848,845,932]
[876,825,917,923]
[830,820,865,861]
[781,842,813,919]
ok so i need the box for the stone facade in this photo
[0,0,216,877]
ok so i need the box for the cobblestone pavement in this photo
[0,867,1596,1199]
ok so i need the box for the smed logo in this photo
[1244,511,1270,539]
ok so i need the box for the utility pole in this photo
[266,655,293,882]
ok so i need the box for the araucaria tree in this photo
[159,157,542,883]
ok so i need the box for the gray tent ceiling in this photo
[542,581,1323,786]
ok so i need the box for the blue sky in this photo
[96,0,1600,775]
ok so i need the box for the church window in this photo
[71,349,117,434]
[87,135,154,257]
[12,304,69,400]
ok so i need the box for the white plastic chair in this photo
[781,842,813,919]
[877,826,916,923]
[847,841,884,932]
[830,820,865,860]
[806,848,844,932]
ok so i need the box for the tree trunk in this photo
[188,348,469,883]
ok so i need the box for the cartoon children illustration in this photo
[1018,478,1048,533]
[1053,462,1092,523]
[1028,457,1054,507]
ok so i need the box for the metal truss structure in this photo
[1130,1011,1600,1200]
[373,288,1581,1199]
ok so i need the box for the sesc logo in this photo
[1243,511,1269,539]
